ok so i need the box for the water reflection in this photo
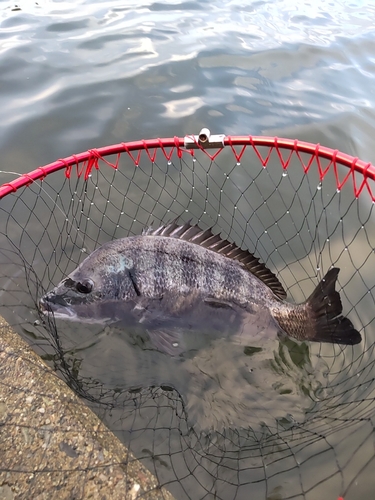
[47,314,327,436]
[31,315,332,500]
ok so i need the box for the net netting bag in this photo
[1,131,374,499]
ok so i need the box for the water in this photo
[1,1,375,499]
[2,0,375,169]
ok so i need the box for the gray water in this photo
[2,0,375,170]
[1,1,375,499]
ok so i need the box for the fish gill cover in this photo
[0,134,375,499]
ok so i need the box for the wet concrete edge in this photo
[0,316,174,500]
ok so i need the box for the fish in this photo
[39,220,361,354]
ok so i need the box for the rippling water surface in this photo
[2,0,375,170]
[1,1,375,499]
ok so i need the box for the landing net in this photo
[0,132,374,499]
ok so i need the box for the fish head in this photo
[39,275,100,322]
[39,243,135,323]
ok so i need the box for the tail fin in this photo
[306,268,361,345]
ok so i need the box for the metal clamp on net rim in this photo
[184,128,226,149]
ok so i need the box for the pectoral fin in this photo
[204,297,234,309]
[147,327,185,356]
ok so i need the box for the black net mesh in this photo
[1,139,374,499]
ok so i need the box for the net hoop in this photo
[1,134,375,200]
[1,132,375,500]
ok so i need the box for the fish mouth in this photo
[39,296,77,320]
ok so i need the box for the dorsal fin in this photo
[145,220,287,299]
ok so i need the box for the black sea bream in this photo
[39,221,361,354]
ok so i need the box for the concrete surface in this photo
[0,316,174,500]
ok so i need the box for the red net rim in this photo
[1,135,375,200]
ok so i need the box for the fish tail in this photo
[273,268,361,345]
[303,268,361,345]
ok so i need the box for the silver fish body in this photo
[39,221,361,354]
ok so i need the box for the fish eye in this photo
[76,280,93,294]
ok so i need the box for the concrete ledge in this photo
[0,317,174,500]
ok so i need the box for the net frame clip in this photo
[184,128,225,150]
